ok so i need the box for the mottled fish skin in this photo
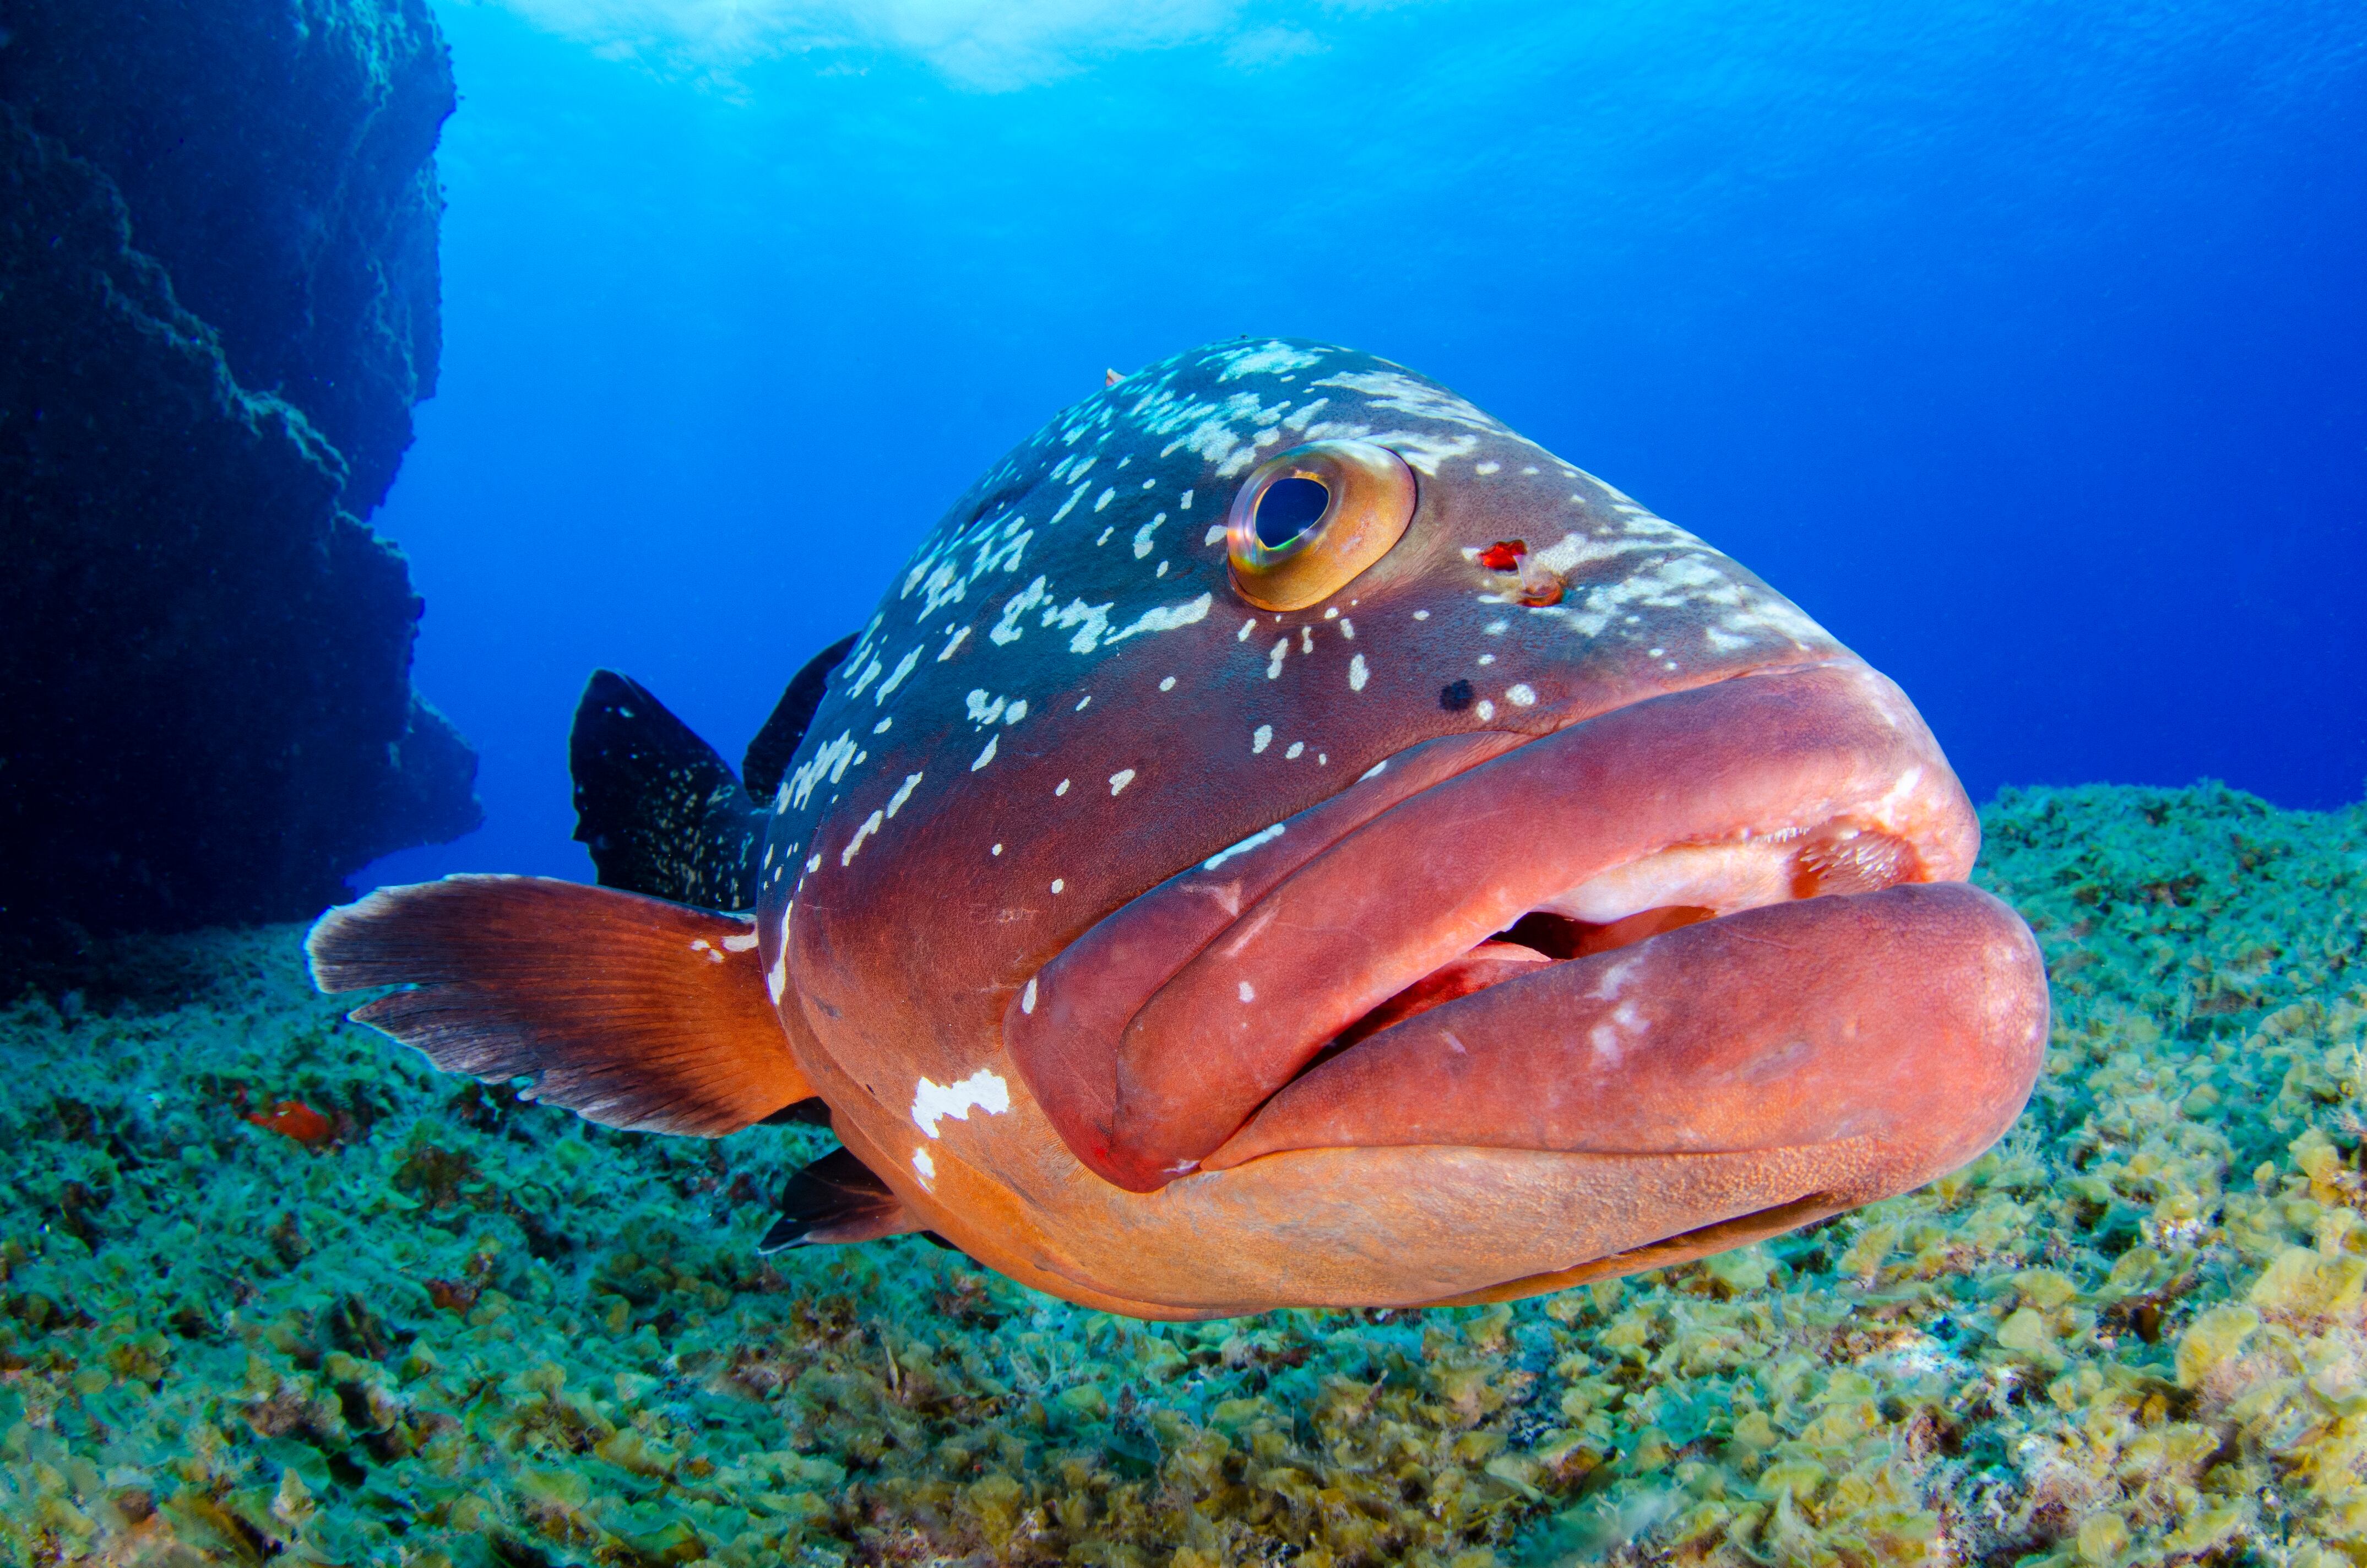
[759,338,1837,943]
[752,338,2016,1316]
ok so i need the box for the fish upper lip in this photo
[1005,659,1982,1192]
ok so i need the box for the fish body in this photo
[313,338,2048,1320]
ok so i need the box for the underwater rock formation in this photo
[0,0,477,955]
[0,783,2359,1566]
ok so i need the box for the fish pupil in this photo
[1255,476,1330,548]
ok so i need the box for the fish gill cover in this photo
[0,785,2363,1564]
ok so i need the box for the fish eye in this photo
[1225,440,1417,612]
[1255,476,1331,547]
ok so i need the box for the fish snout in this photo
[1005,656,2048,1273]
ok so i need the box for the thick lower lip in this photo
[1201,878,2045,1175]
[1006,662,2013,1193]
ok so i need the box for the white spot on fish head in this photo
[1238,980,1256,1003]
[1110,768,1137,795]
[840,808,884,866]
[1021,976,1038,1015]
[1589,1022,1622,1064]
[1252,724,1273,754]
[1590,954,1645,1001]
[1507,683,1537,707]
[910,1070,1012,1138]
[1203,820,1284,870]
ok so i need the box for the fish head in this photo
[757,338,2047,1317]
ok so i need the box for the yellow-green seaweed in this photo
[0,780,2360,1566]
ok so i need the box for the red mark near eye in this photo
[246,1100,335,1147]
[1476,540,1528,571]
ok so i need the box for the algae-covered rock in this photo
[0,781,2360,1565]
[0,0,476,962]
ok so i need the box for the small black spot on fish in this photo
[1440,680,1475,712]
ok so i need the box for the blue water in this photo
[364,0,2367,889]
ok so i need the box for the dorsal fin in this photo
[570,671,766,910]
[757,1146,922,1252]
[308,875,812,1137]
[742,632,859,801]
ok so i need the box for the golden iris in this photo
[1225,441,1418,612]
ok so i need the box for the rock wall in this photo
[0,0,479,956]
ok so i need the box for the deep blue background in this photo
[366,0,2367,888]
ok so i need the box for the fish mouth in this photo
[1003,661,2049,1202]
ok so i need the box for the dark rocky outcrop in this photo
[0,0,479,962]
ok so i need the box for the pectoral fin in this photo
[308,875,812,1137]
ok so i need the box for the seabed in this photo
[1,782,2361,1567]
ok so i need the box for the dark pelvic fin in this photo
[571,671,767,910]
[308,875,815,1137]
[742,632,859,801]
[758,1145,921,1251]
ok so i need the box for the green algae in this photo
[0,781,2361,1567]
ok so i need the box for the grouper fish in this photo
[309,337,2049,1321]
